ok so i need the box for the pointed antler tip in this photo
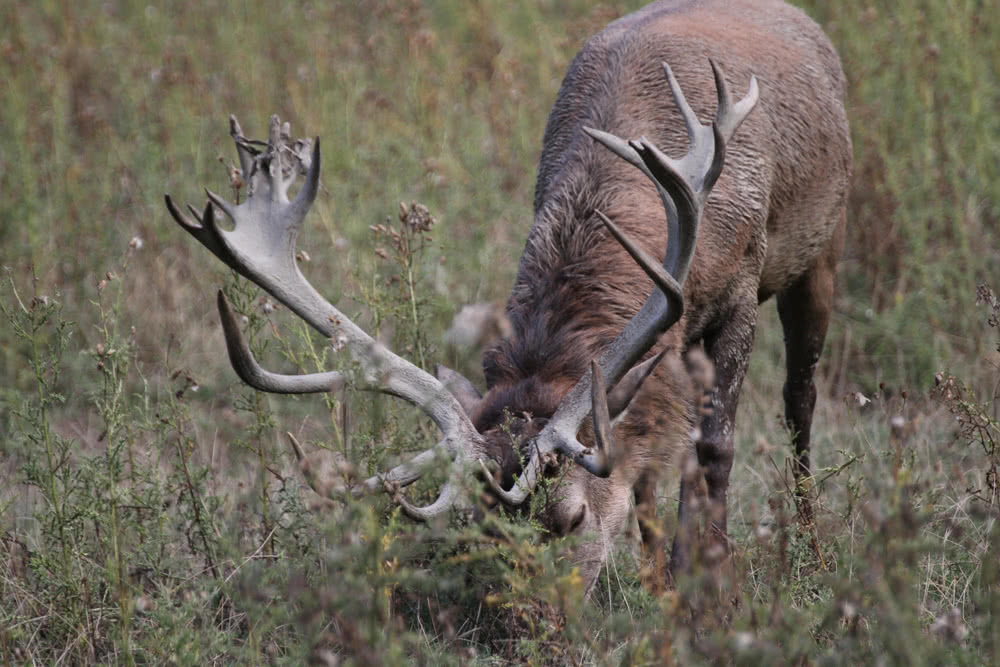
[265,116,282,152]
[204,189,235,220]
[164,193,201,229]
[286,431,305,461]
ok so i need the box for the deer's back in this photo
[518,0,850,349]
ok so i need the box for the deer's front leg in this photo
[671,298,757,574]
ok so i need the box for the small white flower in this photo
[855,392,871,407]
[129,236,144,250]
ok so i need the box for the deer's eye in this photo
[566,503,587,535]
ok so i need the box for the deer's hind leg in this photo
[775,210,846,523]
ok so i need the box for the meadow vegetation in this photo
[1,0,998,663]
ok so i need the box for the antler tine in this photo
[711,60,759,145]
[167,115,489,520]
[596,210,684,323]
[204,189,239,226]
[287,425,463,514]
[166,196,249,279]
[606,348,668,417]
[395,482,462,521]
[264,115,301,203]
[582,127,648,175]
[229,115,256,183]
[216,290,345,394]
[480,448,542,506]
[284,431,466,521]
[663,62,701,144]
[292,132,321,218]
[391,448,478,520]
[352,447,445,495]
[481,59,758,504]
[590,360,614,473]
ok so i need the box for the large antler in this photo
[165,115,488,520]
[483,60,759,505]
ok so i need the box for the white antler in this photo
[166,115,486,520]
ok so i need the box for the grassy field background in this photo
[2,0,999,663]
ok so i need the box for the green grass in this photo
[2,0,999,663]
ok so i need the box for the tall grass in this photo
[2,0,999,663]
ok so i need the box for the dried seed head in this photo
[229,166,244,191]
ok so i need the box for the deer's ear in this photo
[435,364,483,417]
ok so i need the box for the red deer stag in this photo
[166,0,850,591]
